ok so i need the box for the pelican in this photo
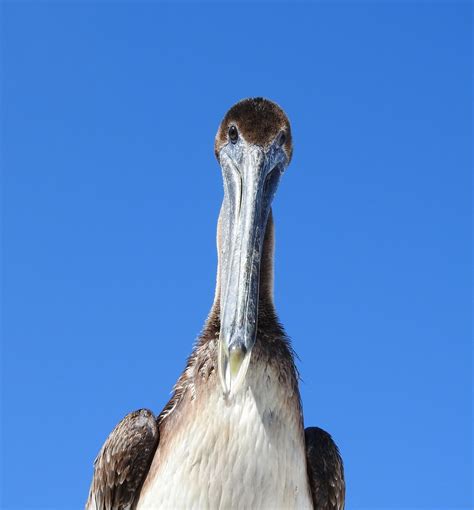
[86,98,345,510]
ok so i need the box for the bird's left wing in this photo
[86,409,159,510]
[305,426,345,510]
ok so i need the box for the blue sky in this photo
[1,2,472,509]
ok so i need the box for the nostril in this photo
[265,164,280,184]
[277,131,286,147]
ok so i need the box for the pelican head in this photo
[214,97,293,396]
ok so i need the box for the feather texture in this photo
[86,409,159,510]
[305,427,345,510]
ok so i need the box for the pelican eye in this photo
[228,125,238,144]
[277,131,286,147]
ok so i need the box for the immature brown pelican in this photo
[86,98,345,510]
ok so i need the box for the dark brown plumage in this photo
[86,409,159,510]
[305,427,346,510]
[214,97,293,160]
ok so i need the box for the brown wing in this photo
[305,427,345,510]
[86,409,159,510]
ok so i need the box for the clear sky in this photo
[1,2,472,509]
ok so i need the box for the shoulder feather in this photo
[86,409,159,510]
[305,426,345,510]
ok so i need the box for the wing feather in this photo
[305,426,345,510]
[86,409,159,510]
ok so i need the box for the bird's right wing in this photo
[305,426,345,510]
[86,409,159,510]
